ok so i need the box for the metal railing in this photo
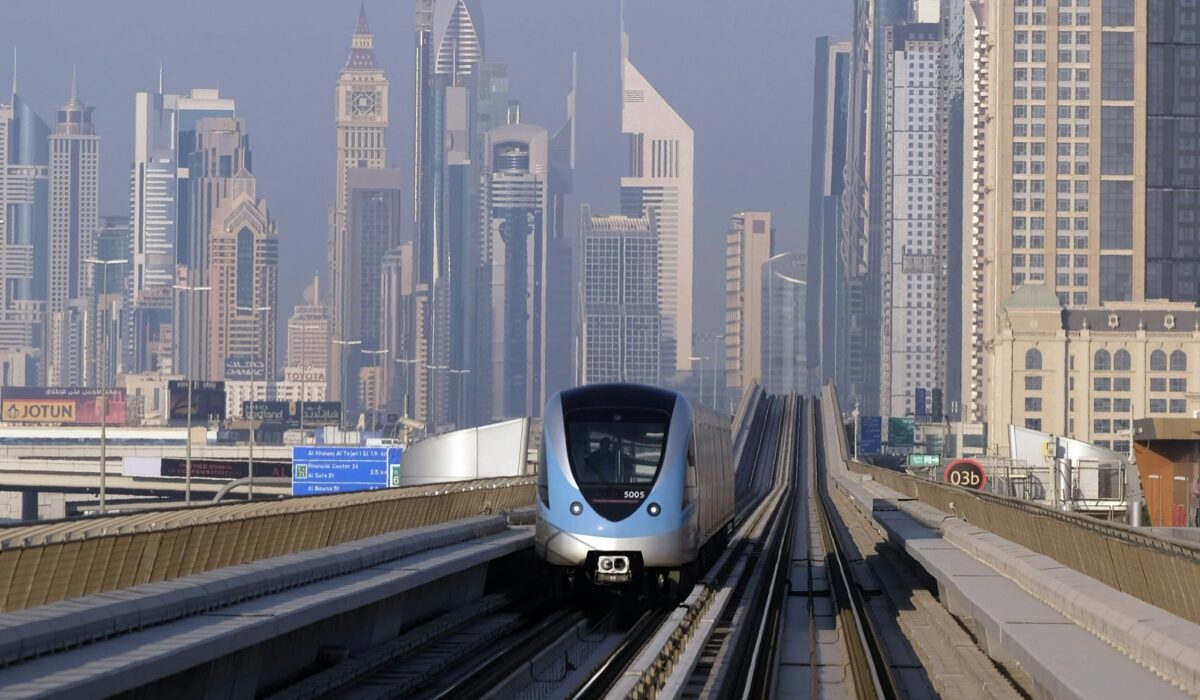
[820,386,1200,626]
[908,458,1127,515]
[0,477,534,614]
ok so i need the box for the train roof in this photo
[556,383,680,414]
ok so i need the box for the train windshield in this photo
[564,407,670,486]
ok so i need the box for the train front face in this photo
[536,384,698,585]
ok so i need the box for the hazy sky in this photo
[0,0,850,336]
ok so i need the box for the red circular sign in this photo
[944,459,987,490]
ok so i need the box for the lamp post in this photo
[395,357,418,429]
[85,257,128,514]
[236,304,272,500]
[427,364,448,433]
[851,401,861,461]
[689,356,709,407]
[174,284,211,506]
[333,339,362,430]
[711,334,724,411]
[362,349,389,432]
[287,322,318,444]
[449,368,470,428]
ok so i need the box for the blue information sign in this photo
[859,416,883,455]
[291,446,403,496]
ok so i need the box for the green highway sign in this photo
[908,454,941,467]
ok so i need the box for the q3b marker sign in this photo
[943,459,987,491]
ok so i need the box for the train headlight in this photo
[600,557,614,571]
[570,501,584,516]
[647,502,661,517]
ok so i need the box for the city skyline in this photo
[0,0,845,334]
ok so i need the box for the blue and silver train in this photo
[535,384,735,590]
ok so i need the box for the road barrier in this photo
[821,386,1200,626]
[0,477,534,613]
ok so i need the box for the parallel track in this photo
[809,400,894,699]
[272,391,825,700]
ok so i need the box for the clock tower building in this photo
[331,4,392,414]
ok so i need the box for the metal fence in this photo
[908,458,1127,517]
[820,386,1200,626]
[0,477,534,614]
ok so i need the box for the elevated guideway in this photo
[819,385,1200,698]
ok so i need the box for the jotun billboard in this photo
[1,387,127,425]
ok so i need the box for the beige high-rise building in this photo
[724,212,773,394]
[960,2,1200,452]
[184,116,252,380]
[285,275,330,379]
[331,6,389,404]
[621,19,695,377]
[963,1,1148,425]
[207,172,278,383]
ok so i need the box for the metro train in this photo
[535,383,735,593]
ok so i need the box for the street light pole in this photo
[689,356,708,408]
[362,349,389,433]
[287,322,316,444]
[174,284,211,506]
[449,368,470,428]
[427,365,448,433]
[712,334,722,411]
[852,401,861,461]
[395,357,418,432]
[86,257,128,514]
[333,339,362,431]
[236,304,272,500]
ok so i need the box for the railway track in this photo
[272,391,957,700]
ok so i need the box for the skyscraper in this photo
[413,0,483,286]
[724,211,774,396]
[964,0,1146,426]
[331,6,389,407]
[762,252,808,396]
[620,18,694,379]
[0,74,50,367]
[482,123,548,420]
[841,0,910,415]
[544,56,578,401]
[880,22,945,418]
[129,84,235,374]
[207,171,278,382]
[182,116,252,380]
[413,0,484,430]
[579,205,660,387]
[285,275,331,378]
[341,167,402,418]
[806,37,851,392]
[46,71,100,386]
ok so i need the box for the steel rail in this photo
[812,400,896,700]
[603,395,795,699]
[568,605,672,700]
